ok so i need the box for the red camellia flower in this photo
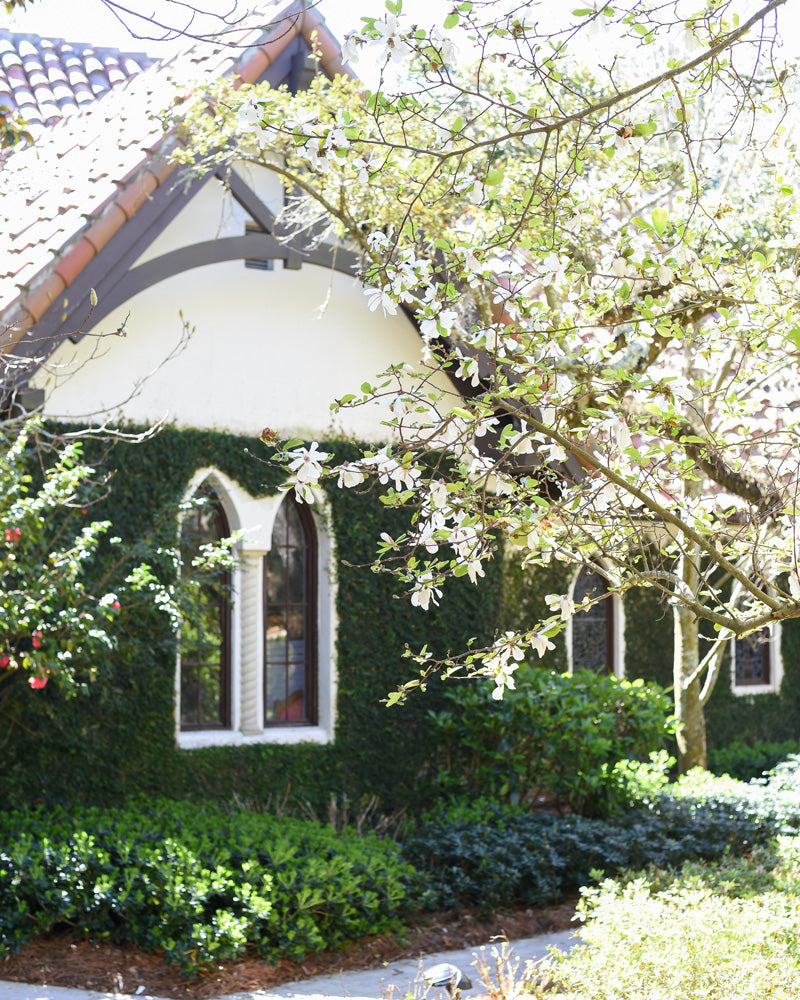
[0,656,10,668]
[4,527,21,542]
[31,631,43,649]
[112,600,121,610]
[29,674,48,689]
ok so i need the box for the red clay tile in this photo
[83,204,127,254]
[53,238,95,286]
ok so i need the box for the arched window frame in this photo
[566,562,625,678]
[176,471,337,749]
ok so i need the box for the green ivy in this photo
[0,428,500,813]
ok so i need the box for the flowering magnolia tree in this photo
[173,0,797,770]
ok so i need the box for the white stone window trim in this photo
[566,561,626,679]
[730,622,783,697]
[175,468,337,748]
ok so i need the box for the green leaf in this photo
[443,12,459,28]
[634,120,657,137]
[786,327,800,350]
[451,407,474,420]
[651,207,668,236]
[631,216,651,231]
[572,7,594,14]
[751,250,767,266]
[433,238,452,251]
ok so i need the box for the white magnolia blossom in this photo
[546,593,575,620]
[337,462,366,489]
[367,447,422,491]
[531,632,556,657]
[540,253,569,286]
[293,482,316,504]
[429,25,457,63]
[285,107,317,136]
[364,285,398,315]
[466,559,485,584]
[287,442,330,484]
[483,632,526,699]
[657,264,675,285]
[371,14,412,63]
[341,32,360,64]
[410,572,442,610]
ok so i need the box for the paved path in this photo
[0,929,577,1000]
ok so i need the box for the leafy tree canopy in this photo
[178,0,799,768]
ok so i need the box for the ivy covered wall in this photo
[5,430,798,812]
[1,429,500,811]
[501,550,800,752]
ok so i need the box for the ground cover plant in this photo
[520,836,800,1000]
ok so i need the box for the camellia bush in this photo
[0,419,237,737]
[171,0,800,771]
[0,421,124,706]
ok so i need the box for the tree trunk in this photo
[673,542,707,772]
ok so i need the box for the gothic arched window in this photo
[263,493,317,725]
[734,630,771,686]
[570,565,615,675]
[179,484,232,730]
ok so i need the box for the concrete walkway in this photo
[0,929,577,1000]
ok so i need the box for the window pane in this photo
[572,568,611,674]
[264,494,316,725]
[735,631,771,685]
[180,485,231,729]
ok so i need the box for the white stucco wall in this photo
[33,259,447,439]
[133,162,286,265]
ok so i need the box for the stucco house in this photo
[0,2,796,807]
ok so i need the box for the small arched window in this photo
[570,565,614,675]
[734,630,772,687]
[263,493,317,725]
[179,484,232,730]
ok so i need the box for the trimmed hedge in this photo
[0,798,417,973]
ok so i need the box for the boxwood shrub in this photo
[0,798,418,974]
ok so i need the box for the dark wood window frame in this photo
[179,487,232,731]
[263,493,318,727]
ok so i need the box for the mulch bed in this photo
[0,899,579,998]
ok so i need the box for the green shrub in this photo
[538,837,800,1000]
[668,760,800,833]
[402,789,773,914]
[430,667,675,816]
[708,738,800,780]
[0,798,417,974]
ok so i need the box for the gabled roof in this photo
[0,0,349,369]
